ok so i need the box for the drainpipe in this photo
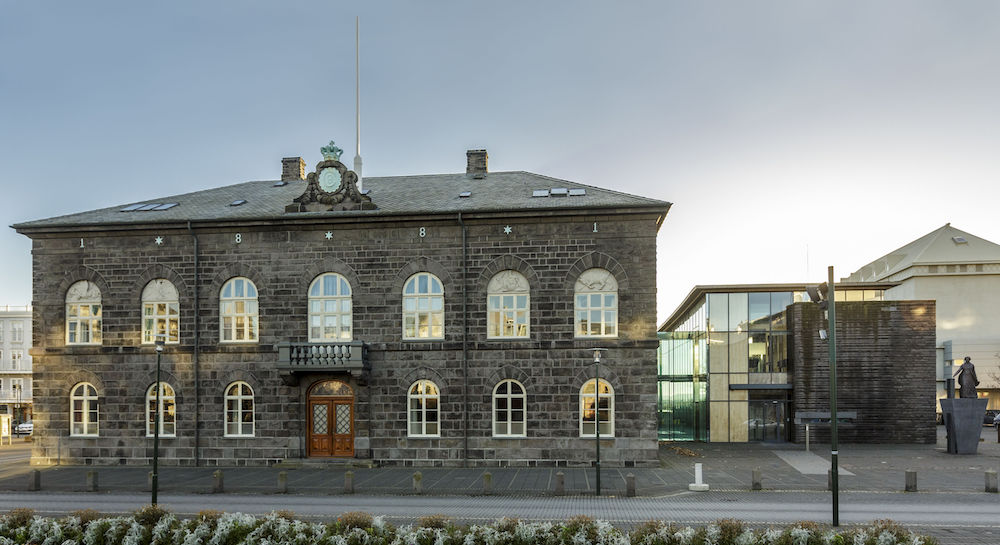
[458,213,469,465]
[187,222,201,466]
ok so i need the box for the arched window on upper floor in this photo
[402,273,443,340]
[220,277,258,343]
[66,281,102,345]
[142,279,179,344]
[309,273,352,341]
[574,268,618,338]
[487,270,529,339]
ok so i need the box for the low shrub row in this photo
[0,507,937,545]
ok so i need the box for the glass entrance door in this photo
[748,399,786,442]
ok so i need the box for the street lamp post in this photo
[151,339,164,506]
[591,348,607,496]
[826,266,840,527]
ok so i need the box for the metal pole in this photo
[152,341,163,505]
[827,266,839,526]
[591,348,606,496]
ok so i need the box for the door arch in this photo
[307,380,354,457]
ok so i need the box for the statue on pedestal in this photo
[953,356,980,398]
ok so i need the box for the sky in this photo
[2,1,1000,323]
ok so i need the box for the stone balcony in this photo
[275,341,368,385]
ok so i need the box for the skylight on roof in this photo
[569,188,586,196]
[136,203,161,211]
[230,200,247,207]
[273,181,288,187]
[550,188,568,197]
[153,203,178,210]
[459,191,472,198]
[120,204,144,212]
[532,190,549,198]
[952,236,968,244]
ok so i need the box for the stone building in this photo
[0,306,32,427]
[14,148,671,467]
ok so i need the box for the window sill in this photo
[492,435,527,439]
[223,434,255,439]
[70,434,99,438]
[406,435,441,439]
[145,435,177,439]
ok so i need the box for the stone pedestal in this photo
[940,398,988,454]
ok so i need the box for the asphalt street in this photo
[0,426,995,545]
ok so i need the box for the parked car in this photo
[14,421,32,435]
[993,412,1000,430]
[986,410,1000,426]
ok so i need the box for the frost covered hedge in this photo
[0,507,937,545]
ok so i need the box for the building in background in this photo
[14,147,670,467]
[0,306,32,427]
[844,224,1000,410]
[658,284,936,444]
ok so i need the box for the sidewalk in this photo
[1,426,997,496]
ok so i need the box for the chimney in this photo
[466,149,488,179]
[281,157,306,181]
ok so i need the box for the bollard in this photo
[986,469,998,494]
[344,470,354,494]
[905,470,917,492]
[212,469,224,493]
[412,471,422,494]
[554,471,565,496]
[27,470,40,491]
[277,471,288,494]
[689,462,709,491]
[751,467,762,491]
[625,473,635,497]
[483,471,493,495]
[147,471,154,492]
[86,470,98,492]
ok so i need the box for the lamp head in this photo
[591,347,607,363]
[155,340,165,352]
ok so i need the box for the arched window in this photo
[579,379,614,437]
[146,382,176,437]
[574,268,618,337]
[66,281,102,345]
[70,382,99,436]
[487,271,529,339]
[220,277,258,342]
[402,273,444,340]
[224,382,254,437]
[407,380,440,437]
[492,379,526,437]
[142,279,180,344]
[309,273,353,341]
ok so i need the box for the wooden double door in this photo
[307,380,354,457]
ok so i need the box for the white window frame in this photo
[70,382,99,437]
[219,277,259,343]
[402,273,444,340]
[10,322,22,344]
[407,380,440,437]
[66,281,102,345]
[574,268,619,338]
[142,279,180,344]
[492,379,527,437]
[146,382,176,437]
[487,271,530,339]
[579,378,614,437]
[224,381,255,437]
[308,273,353,341]
[10,350,22,371]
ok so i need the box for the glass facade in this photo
[658,286,883,442]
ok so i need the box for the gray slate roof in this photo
[13,171,670,230]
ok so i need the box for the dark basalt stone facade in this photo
[17,153,670,467]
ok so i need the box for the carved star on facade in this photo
[503,225,512,235]
[154,236,164,245]
[325,231,333,240]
